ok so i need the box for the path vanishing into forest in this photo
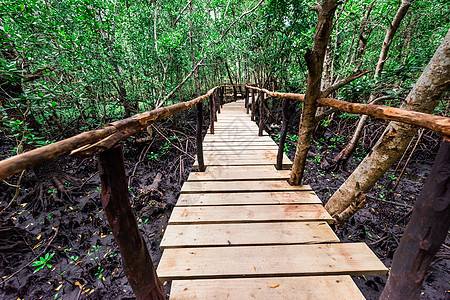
[157,99,387,299]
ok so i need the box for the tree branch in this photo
[321,70,371,97]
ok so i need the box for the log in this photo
[98,145,165,300]
[246,86,450,137]
[380,137,450,299]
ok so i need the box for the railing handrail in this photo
[246,85,450,137]
[0,86,222,181]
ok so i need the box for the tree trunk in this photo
[380,137,450,300]
[334,0,413,167]
[325,29,450,217]
[225,62,237,101]
[289,0,338,185]
[189,2,201,97]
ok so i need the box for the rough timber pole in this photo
[209,93,215,134]
[196,102,205,172]
[289,0,338,185]
[251,88,256,121]
[98,145,165,300]
[258,91,265,136]
[276,99,289,170]
[380,137,450,300]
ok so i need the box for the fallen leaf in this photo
[36,235,41,240]
[55,284,62,291]
[269,282,279,288]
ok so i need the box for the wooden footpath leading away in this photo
[158,99,387,299]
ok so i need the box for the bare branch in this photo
[321,70,371,97]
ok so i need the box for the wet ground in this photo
[0,106,448,299]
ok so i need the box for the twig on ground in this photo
[0,227,58,285]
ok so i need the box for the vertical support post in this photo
[251,88,255,121]
[276,99,289,170]
[98,145,165,300]
[209,93,215,134]
[380,137,450,300]
[220,87,224,107]
[258,91,265,136]
[214,91,218,121]
[196,102,205,172]
[245,88,250,114]
[216,90,221,114]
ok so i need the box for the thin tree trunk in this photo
[189,2,201,97]
[225,62,237,100]
[289,0,338,185]
[325,29,450,218]
[333,0,413,167]
[380,137,450,300]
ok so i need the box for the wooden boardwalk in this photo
[158,100,387,299]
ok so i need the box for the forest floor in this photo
[0,104,449,300]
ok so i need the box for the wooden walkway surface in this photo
[158,100,387,299]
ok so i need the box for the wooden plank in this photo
[203,142,277,147]
[177,191,322,206]
[168,204,332,224]
[181,180,309,193]
[195,161,291,168]
[193,160,292,168]
[160,222,339,249]
[157,243,388,280]
[203,136,274,142]
[200,150,280,156]
[200,153,290,161]
[203,146,279,151]
[170,276,365,300]
[187,166,291,181]
[203,145,279,149]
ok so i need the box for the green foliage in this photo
[32,252,55,273]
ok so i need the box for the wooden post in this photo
[209,93,215,134]
[214,91,218,121]
[98,145,165,300]
[251,89,255,121]
[245,88,250,114]
[196,102,205,172]
[380,137,450,300]
[258,91,265,136]
[216,90,221,114]
[221,87,224,107]
[276,99,289,170]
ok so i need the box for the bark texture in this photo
[380,137,450,300]
[98,145,165,300]
[325,29,450,217]
[289,0,338,185]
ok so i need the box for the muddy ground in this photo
[0,102,449,299]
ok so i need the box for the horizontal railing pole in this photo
[0,86,221,181]
[246,85,450,137]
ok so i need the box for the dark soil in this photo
[1,101,448,299]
